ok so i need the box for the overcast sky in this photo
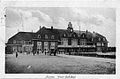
[6,7,116,46]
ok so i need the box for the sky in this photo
[5,7,116,46]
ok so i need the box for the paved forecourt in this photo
[5,53,115,74]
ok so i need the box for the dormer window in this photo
[99,38,101,41]
[70,29,73,32]
[45,34,48,39]
[64,34,66,37]
[103,38,105,41]
[51,35,54,39]
[91,38,93,41]
[83,34,85,38]
[38,34,41,38]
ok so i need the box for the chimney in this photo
[86,30,88,33]
[51,26,53,30]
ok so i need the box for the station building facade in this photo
[6,22,108,54]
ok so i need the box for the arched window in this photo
[38,34,41,38]
[51,35,54,39]
[83,34,84,38]
[45,34,48,39]
[103,38,105,41]
[70,29,73,32]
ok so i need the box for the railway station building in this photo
[6,22,108,54]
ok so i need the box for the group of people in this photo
[14,48,58,58]
[33,48,58,56]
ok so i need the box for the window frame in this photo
[38,34,41,38]
[51,35,55,39]
[45,34,48,39]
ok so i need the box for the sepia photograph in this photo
[5,7,116,74]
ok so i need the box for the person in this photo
[45,49,46,55]
[54,48,57,56]
[16,52,18,58]
[33,51,36,55]
[37,49,39,55]
[49,49,52,56]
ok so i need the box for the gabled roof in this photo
[74,30,108,42]
[35,27,60,40]
[36,26,108,42]
[7,32,35,44]
[7,26,108,43]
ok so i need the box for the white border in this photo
[0,0,119,79]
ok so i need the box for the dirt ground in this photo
[5,53,115,74]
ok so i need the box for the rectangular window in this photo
[37,42,42,49]
[44,42,48,46]
[44,42,49,52]
[62,38,68,46]
[72,39,77,46]
[50,42,55,49]
[80,39,86,45]
[97,43,101,46]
